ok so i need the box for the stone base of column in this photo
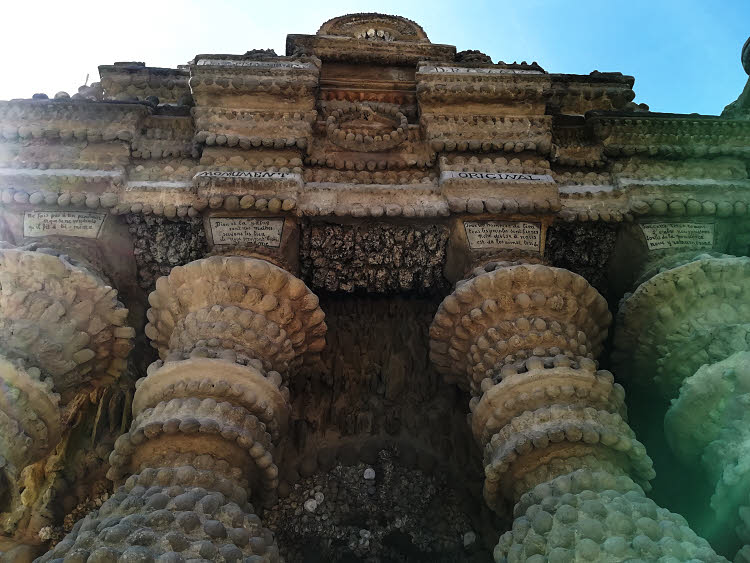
[495,469,726,562]
[36,464,279,562]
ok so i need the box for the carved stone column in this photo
[39,255,326,562]
[615,254,750,551]
[0,245,133,555]
[429,261,725,561]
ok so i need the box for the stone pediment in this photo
[316,13,430,42]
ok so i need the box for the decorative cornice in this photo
[590,111,750,158]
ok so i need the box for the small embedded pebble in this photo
[304,499,317,513]
[363,468,375,480]
[463,531,476,547]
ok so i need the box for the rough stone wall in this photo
[545,221,618,299]
[126,215,208,292]
[272,295,500,560]
[265,448,492,562]
[300,223,449,293]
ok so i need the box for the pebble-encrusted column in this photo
[429,261,725,562]
[39,256,326,562]
[615,254,750,552]
[0,244,133,551]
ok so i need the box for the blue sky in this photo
[2,0,748,115]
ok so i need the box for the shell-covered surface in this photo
[145,256,326,376]
[494,470,727,563]
[0,246,133,400]
[665,352,750,545]
[133,359,289,441]
[472,359,653,509]
[429,264,611,395]
[0,355,60,471]
[35,465,280,563]
[613,255,750,399]
[108,359,289,505]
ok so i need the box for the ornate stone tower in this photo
[0,12,748,563]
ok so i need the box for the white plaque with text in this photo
[441,171,554,183]
[640,222,715,250]
[209,217,284,247]
[465,221,542,251]
[196,59,312,70]
[422,65,543,75]
[195,171,298,180]
[23,211,105,238]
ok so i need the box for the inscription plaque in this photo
[196,59,311,70]
[423,65,543,75]
[195,171,297,180]
[640,222,715,250]
[441,171,554,183]
[209,217,284,247]
[23,211,105,238]
[465,221,542,251]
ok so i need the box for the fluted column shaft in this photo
[39,256,326,562]
[430,262,726,562]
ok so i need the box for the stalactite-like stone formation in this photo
[39,256,326,562]
[0,244,134,546]
[429,262,726,561]
[665,352,750,546]
[0,357,60,527]
[613,254,750,399]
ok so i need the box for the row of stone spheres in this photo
[0,12,749,563]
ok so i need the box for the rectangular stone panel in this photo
[640,222,715,250]
[23,211,106,238]
[195,59,313,70]
[209,217,284,247]
[464,221,542,251]
[440,171,554,184]
[194,171,298,180]
[421,65,544,75]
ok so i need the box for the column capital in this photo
[145,255,326,375]
[614,255,750,399]
[429,263,611,395]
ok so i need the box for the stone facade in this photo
[0,12,748,562]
